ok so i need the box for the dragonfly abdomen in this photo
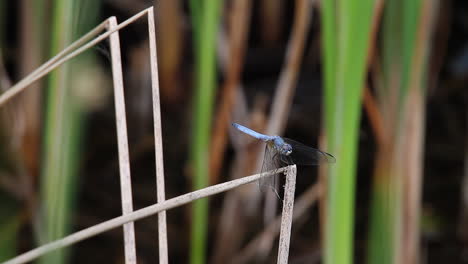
[232,123,274,141]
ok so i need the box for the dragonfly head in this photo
[282,143,292,156]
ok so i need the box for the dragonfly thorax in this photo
[271,136,293,156]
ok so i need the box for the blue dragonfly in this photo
[232,123,336,195]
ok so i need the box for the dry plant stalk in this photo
[0,5,302,264]
[367,1,437,263]
[399,2,438,263]
[147,7,169,263]
[3,167,293,264]
[209,0,252,184]
[0,8,150,107]
[107,17,137,264]
[0,7,168,264]
[277,165,297,263]
[210,3,261,260]
[211,93,268,264]
[19,0,42,177]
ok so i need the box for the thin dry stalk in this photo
[265,0,313,138]
[211,95,267,263]
[147,7,169,264]
[19,0,41,176]
[399,2,438,263]
[3,167,290,264]
[400,83,424,264]
[209,0,252,184]
[277,165,297,264]
[107,17,137,264]
[211,10,261,261]
[0,7,165,264]
[0,8,150,106]
[210,20,252,263]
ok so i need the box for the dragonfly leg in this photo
[270,185,281,200]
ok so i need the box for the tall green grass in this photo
[321,1,376,264]
[38,1,100,263]
[367,1,435,263]
[189,1,222,264]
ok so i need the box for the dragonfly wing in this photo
[283,138,336,165]
[259,144,281,193]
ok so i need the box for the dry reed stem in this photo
[399,2,438,263]
[2,167,291,264]
[147,7,169,264]
[211,96,267,263]
[277,165,297,263]
[19,0,41,177]
[0,8,150,106]
[107,17,137,264]
[210,26,254,263]
[209,0,251,184]
[265,0,313,141]
[210,18,258,262]
[210,94,266,263]
[0,7,165,263]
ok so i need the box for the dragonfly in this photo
[232,122,336,196]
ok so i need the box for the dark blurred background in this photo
[0,0,467,263]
